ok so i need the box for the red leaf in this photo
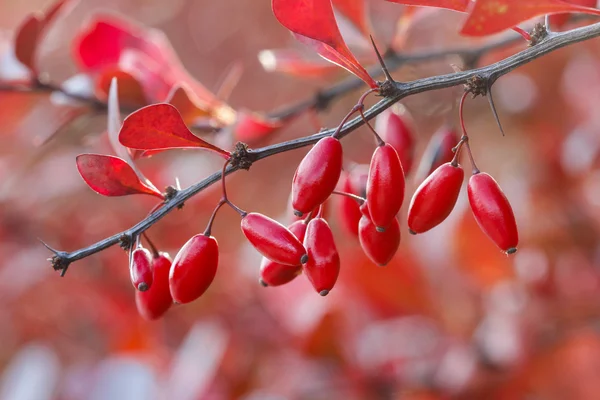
[14,0,73,74]
[73,15,236,126]
[258,49,339,78]
[460,0,600,36]
[385,0,470,13]
[95,68,148,107]
[332,0,371,37]
[272,0,377,88]
[234,110,284,143]
[76,154,163,198]
[119,103,230,158]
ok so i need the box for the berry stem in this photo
[142,233,160,258]
[359,108,385,146]
[545,15,553,34]
[453,91,480,173]
[204,199,227,236]
[316,205,324,219]
[304,209,316,224]
[332,88,376,140]
[218,158,246,217]
[332,190,366,204]
[512,26,532,41]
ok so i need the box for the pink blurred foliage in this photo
[2,0,600,399]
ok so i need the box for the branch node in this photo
[378,79,400,98]
[164,186,179,202]
[464,75,488,98]
[119,233,134,250]
[39,239,72,276]
[529,23,548,46]
[230,142,255,171]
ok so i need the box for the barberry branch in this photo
[46,21,600,274]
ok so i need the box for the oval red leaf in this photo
[272,0,377,88]
[119,103,230,158]
[76,154,163,198]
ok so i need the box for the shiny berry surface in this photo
[169,234,219,304]
[136,252,173,320]
[468,172,518,254]
[366,143,405,231]
[408,162,464,234]
[130,247,153,291]
[241,212,307,266]
[258,220,307,287]
[291,136,343,216]
[303,218,340,296]
[358,215,401,266]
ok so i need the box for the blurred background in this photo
[2,0,600,399]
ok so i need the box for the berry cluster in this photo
[125,91,519,320]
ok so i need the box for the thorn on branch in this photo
[463,75,505,136]
[230,142,255,171]
[529,23,548,46]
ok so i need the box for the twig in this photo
[45,21,600,273]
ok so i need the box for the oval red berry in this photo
[169,234,219,304]
[292,136,343,216]
[258,220,307,287]
[408,162,464,234]
[130,247,153,291]
[467,172,519,254]
[303,218,340,296]
[241,212,307,266]
[366,143,405,230]
[136,252,173,320]
[358,215,401,266]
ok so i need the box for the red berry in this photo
[408,162,464,234]
[415,126,459,183]
[358,215,401,266]
[366,143,405,231]
[169,234,219,304]
[338,166,368,236]
[260,258,302,287]
[303,218,340,296]
[292,136,343,216]
[259,220,307,287]
[375,107,415,174]
[130,247,153,291]
[468,172,519,254]
[136,252,173,320]
[241,212,307,266]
